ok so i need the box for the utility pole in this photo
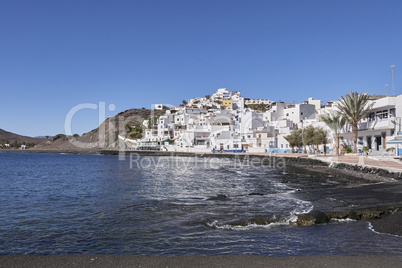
[390,65,395,95]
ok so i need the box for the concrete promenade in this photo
[195,151,402,173]
[309,154,402,173]
[227,151,402,173]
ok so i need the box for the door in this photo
[376,136,381,151]
[366,136,372,149]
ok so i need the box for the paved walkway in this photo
[242,152,402,172]
[216,151,402,172]
[315,155,402,172]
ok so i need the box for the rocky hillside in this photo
[0,129,45,145]
[34,108,166,151]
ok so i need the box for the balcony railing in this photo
[358,118,395,131]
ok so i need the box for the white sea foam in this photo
[331,218,357,222]
[207,200,314,231]
[288,204,315,223]
[367,222,402,238]
[206,220,290,231]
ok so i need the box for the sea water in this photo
[0,152,401,255]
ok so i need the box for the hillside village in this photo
[119,88,402,156]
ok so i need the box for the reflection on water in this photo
[0,153,401,255]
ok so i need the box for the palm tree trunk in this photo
[334,133,339,155]
[352,123,358,153]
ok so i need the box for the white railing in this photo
[358,118,395,131]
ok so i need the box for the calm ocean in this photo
[0,152,401,255]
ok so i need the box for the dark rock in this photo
[324,210,350,220]
[295,211,329,226]
[348,210,361,220]
[207,194,228,201]
[357,209,384,219]
[324,210,360,221]
[51,134,67,142]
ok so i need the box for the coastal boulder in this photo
[324,210,360,221]
[295,211,329,226]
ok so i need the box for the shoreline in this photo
[3,148,400,180]
[2,148,402,237]
[1,255,402,268]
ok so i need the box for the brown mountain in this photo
[33,108,166,151]
[0,129,45,145]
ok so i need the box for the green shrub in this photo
[344,146,353,153]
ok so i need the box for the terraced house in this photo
[122,88,402,156]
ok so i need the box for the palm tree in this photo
[320,111,346,155]
[336,91,374,153]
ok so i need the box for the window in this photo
[368,113,375,121]
[383,110,388,118]
[281,144,283,148]
[358,137,363,145]
[376,110,388,119]
[390,108,396,117]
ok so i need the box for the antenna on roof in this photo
[390,65,395,95]
[385,84,388,95]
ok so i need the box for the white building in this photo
[126,88,402,156]
[340,94,402,155]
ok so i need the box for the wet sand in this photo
[370,209,402,236]
[1,255,402,268]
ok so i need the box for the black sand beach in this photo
[1,255,402,268]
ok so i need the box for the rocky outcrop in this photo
[329,162,402,180]
[33,108,165,151]
[294,205,401,226]
[294,211,329,226]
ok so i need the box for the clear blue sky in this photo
[1,0,401,137]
